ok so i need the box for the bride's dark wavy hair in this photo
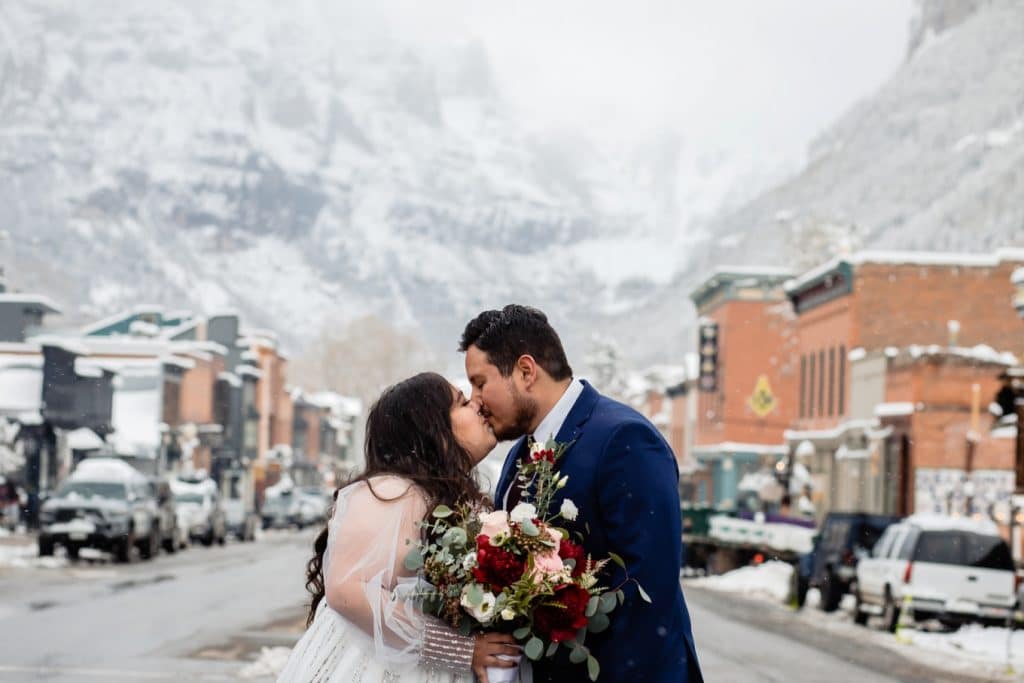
[305,372,486,625]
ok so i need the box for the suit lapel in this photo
[496,436,527,510]
[554,380,600,451]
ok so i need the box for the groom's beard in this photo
[492,383,537,442]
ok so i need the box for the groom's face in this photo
[465,345,537,442]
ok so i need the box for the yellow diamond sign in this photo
[748,375,777,418]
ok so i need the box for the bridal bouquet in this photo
[404,439,647,682]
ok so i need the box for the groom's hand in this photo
[471,632,519,683]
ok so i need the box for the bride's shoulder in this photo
[342,475,422,502]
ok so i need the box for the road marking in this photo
[0,664,236,680]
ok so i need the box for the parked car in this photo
[797,512,901,612]
[171,479,227,546]
[855,514,1018,631]
[149,480,179,554]
[38,457,161,562]
[261,491,294,530]
[293,487,331,527]
[222,498,258,541]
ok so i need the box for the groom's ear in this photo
[516,354,539,388]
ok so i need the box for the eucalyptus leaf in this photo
[637,583,652,604]
[546,641,559,658]
[617,590,625,606]
[520,519,540,537]
[585,596,599,618]
[441,527,467,548]
[432,505,453,518]
[513,627,531,640]
[467,583,483,606]
[524,637,544,661]
[598,593,617,614]
[403,548,424,571]
[569,646,588,664]
[607,551,625,569]
[587,655,600,681]
[588,612,610,634]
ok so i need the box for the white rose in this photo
[509,502,537,525]
[462,551,477,572]
[500,607,516,621]
[559,499,579,521]
[460,586,497,624]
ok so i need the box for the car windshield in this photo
[175,493,204,504]
[57,481,127,500]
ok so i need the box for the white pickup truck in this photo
[854,514,1018,631]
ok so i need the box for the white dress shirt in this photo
[531,378,585,445]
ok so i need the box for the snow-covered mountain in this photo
[689,0,1024,274]
[0,0,788,371]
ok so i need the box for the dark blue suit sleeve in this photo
[595,421,684,680]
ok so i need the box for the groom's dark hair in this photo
[459,304,572,381]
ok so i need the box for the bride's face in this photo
[450,386,497,464]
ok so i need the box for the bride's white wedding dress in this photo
[277,476,473,682]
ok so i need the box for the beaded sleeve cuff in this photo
[420,618,475,674]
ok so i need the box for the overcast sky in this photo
[364,0,914,166]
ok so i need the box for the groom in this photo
[460,305,702,683]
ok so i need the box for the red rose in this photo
[532,584,590,642]
[531,448,555,463]
[472,535,526,591]
[558,539,586,577]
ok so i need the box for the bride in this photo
[277,372,520,682]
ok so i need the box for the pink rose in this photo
[531,549,567,580]
[479,510,510,539]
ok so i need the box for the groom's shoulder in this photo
[589,390,661,436]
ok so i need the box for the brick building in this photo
[688,267,798,507]
[784,249,1024,520]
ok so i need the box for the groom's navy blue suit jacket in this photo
[495,381,703,683]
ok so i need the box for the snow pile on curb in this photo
[0,542,66,569]
[906,625,1024,671]
[238,646,292,679]
[689,561,793,603]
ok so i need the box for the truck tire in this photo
[116,529,136,563]
[882,589,900,633]
[38,535,55,557]
[853,591,869,626]
[820,570,844,612]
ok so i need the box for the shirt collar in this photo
[531,378,584,444]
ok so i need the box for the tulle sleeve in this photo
[323,476,474,673]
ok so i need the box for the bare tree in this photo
[290,315,439,405]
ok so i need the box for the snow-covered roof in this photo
[905,513,999,535]
[904,344,1017,366]
[236,365,263,380]
[33,335,90,356]
[0,342,40,354]
[67,427,106,451]
[786,248,1024,295]
[692,442,787,456]
[161,355,196,371]
[217,371,241,388]
[0,362,42,413]
[172,340,228,357]
[0,293,62,314]
[71,457,146,483]
[875,402,916,417]
[309,391,363,417]
[784,419,881,442]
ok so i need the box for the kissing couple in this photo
[277,305,703,682]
